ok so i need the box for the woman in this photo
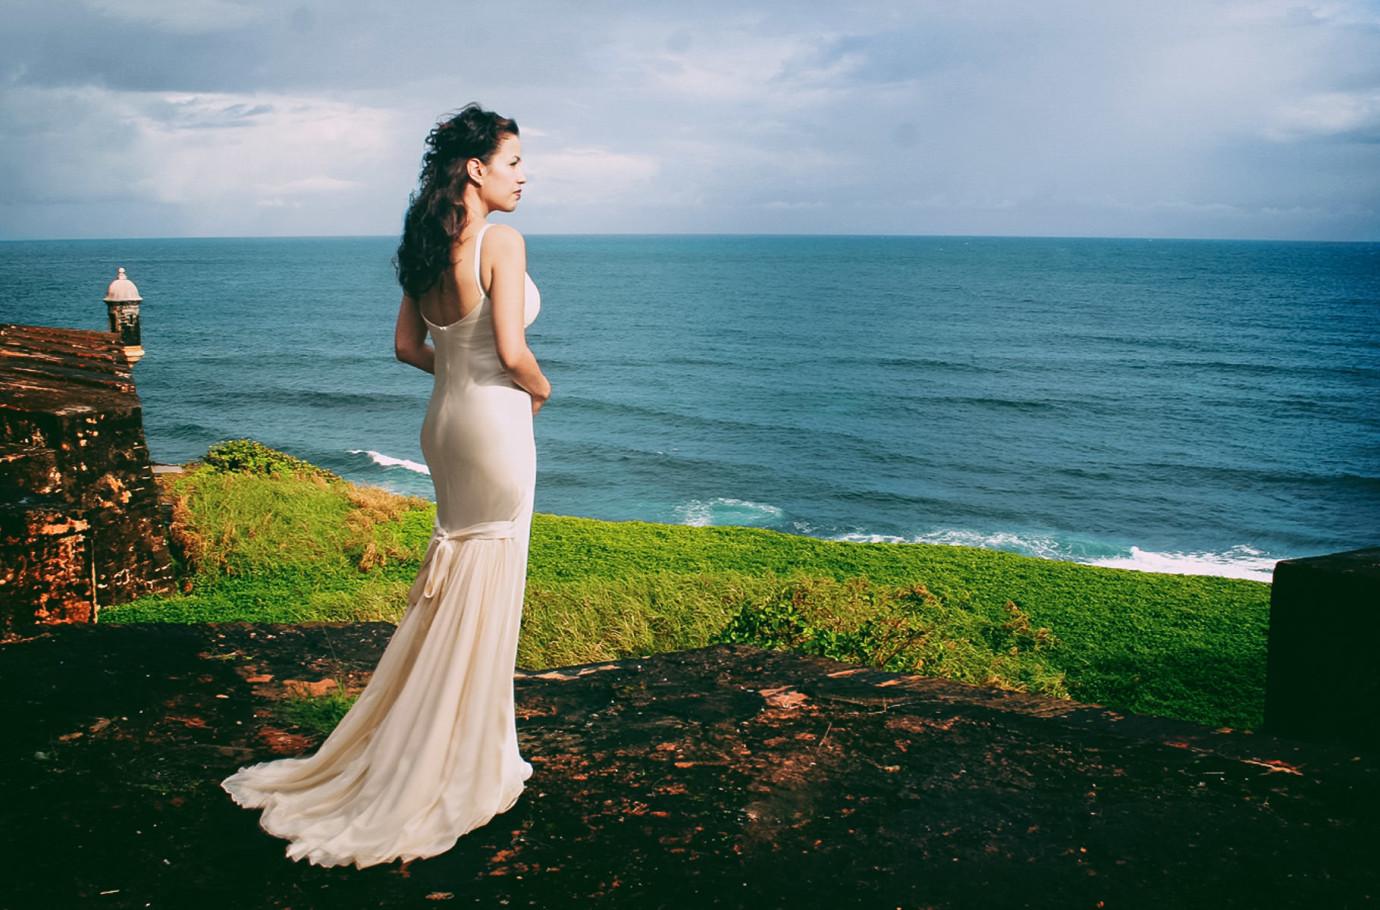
[222,104,550,869]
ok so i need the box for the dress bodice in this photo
[422,223,540,388]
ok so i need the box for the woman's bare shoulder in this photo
[481,222,526,256]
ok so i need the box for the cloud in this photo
[1267,91,1380,142]
[83,0,265,34]
[526,147,660,207]
[1,0,1377,239]
[255,176,363,196]
[0,83,411,235]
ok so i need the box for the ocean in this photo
[3,235,1377,582]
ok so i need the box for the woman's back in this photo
[415,227,487,329]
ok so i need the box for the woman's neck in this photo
[460,184,491,223]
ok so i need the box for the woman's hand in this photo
[531,385,550,416]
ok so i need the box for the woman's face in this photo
[475,133,525,213]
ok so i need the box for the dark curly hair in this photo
[394,104,519,299]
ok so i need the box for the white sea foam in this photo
[1086,546,1277,582]
[835,528,1279,582]
[913,529,1073,561]
[348,449,431,476]
[835,532,910,544]
[674,498,784,527]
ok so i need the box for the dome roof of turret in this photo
[104,268,142,303]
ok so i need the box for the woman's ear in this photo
[466,157,485,184]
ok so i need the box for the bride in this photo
[222,103,550,869]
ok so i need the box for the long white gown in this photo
[222,223,540,868]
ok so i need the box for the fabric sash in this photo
[420,519,517,598]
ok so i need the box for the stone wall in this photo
[1266,546,1380,752]
[1,323,173,635]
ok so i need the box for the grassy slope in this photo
[530,516,1269,726]
[103,456,1270,730]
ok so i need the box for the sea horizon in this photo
[4,232,1378,244]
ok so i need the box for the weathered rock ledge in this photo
[1,323,173,632]
[2,624,1375,908]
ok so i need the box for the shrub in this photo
[202,439,339,480]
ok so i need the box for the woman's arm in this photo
[482,224,551,414]
[394,294,435,374]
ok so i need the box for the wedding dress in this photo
[223,223,540,868]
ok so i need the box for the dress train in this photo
[221,519,533,868]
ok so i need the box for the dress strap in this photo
[473,223,494,296]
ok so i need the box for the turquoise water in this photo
[3,235,1377,581]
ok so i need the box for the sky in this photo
[1,0,1378,241]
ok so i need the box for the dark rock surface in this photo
[2,623,1376,908]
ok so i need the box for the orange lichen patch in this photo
[165,715,210,730]
[760,686,809,710]
[37,518,89,535]
[282,678,338,698]
[258,726,314,755]
[92,473,132,507]
[886,715,956,734]
[1243,759,1304,775]
[229,662,285,697]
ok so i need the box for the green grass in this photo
[527,514,1270,726]
[716,577,1069,699]
[103,444,1272,729]
[276,688,358,736]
